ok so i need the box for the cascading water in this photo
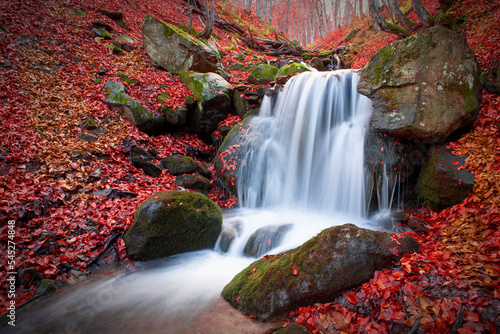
[9,70,386,334]
[237,70,372,216]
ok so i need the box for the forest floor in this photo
[0,0,499,333]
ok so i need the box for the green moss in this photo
[74,8,85,16]
[275,63,310,78]
[247,64,279,85]
[385,20,412,37]
[117,73,138,84]
[157,91,170,103]
[345,29,358,42]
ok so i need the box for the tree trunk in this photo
[368,0,412,37]
[268,0,273,24]
[283,0,290,32]
[411,0,434,27]
[196,0,213,39]
[388,0,413,30]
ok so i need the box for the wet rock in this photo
[222,224,419,320]
[161,155,210,177]
[358,26,482,142]
[243,224,293,258]
[174,174,211,195]
[123,191,222,261]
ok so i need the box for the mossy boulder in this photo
[247,64,279,85]
[130,145,162,177]
[417,146,474,211]
[179,71,235,142]
[175,174,211,194]
[358,26,482,142]
[222,224,419,320]
[123,191,223,261]
[161,155,210,177]
[161,106,188,127]
[141,14,219,74]
[104,81,165,135]
[275,62,311,80]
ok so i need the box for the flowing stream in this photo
[9,70,391,334]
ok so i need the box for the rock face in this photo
[104,81,164,135]
[222,224,419,320]
[141,15,219,74]
[179,71,235,142]
[123,191,223,261]
[417,146,475,211]
[358,26,482,142]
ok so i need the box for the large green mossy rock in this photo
[141,14,219,74]
[358,26,482,142]
[103,81,165,135]
[247,64,279,85]
[222,224,419,320]
[179,71,234,142]
[275,62,311,80]
[417,146,474,211]
[123,191,223,261]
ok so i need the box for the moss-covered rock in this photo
[103,81,165,135]
[247,63,278,85]
[222,224,419,320]
[130,145,162,177]
[123,191,223,261]
[141,14,220,74]
[161,106,187,127]
[275,62,311,84]
[417,146,474,211]
[358,26,482,142]
[243,224,292,258]
[175,174,211,194]
[161,155,210,178]
[179,71,235,142]
[91,28,111,39]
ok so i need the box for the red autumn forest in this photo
[0,0,499,332]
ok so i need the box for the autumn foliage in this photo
[0,0,499,332]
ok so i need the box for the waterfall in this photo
[237,70,373,217]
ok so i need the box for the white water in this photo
[10,70,381,333]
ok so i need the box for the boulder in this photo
[222,224,419,320]
[174,174,211,194]
[243,224,293,258]
[179,71,235,142]
[103,81,165,135]
[161,155,210,177]
[123,191,223,261]
[141,14,219,74]
[247,64,279,85]
[161,106,188,127]
[130,145,162,177]
[417,146,474,211]
[358,26,482,142]
[275,62,311,82]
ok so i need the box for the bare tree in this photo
[196,0,215,39]
[388,0,414,30]
[411,0,434,27]
[368,0,411,37]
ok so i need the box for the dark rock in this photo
[141,14,220,74]
[274,324,311,334]
[100,10,124,21]
[123,191,223,261]
[243,224,293,257]
[174,174,211,194]
[222,224,419,320]
[217,220,244,253]
[79,132,98,142]
[34,279,57,298]
[130,146,162,177]
[358,26,482,142]
[179,71,234,142]
[160,155,210,177]
[91,28,111,39]
[417,146,474,211]
[92,20,113,32]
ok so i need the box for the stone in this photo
[174,174,211,194]
[358,26,482,142]
[222,224,419,320]
[141,14,220,74]
[417,145,474,211]
[275,62,311,82]
[123,191,223,261]
[161,106,188,127]
[243,224,293,258]
[130,145,162,177]
[161,155,210,177]
[247,63,279,85]
[179,71,235,141]
[103,81,165,135]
